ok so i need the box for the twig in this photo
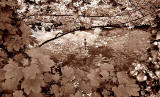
[38,11,153,47]
[25,6,143,19]
[38,4,158,47]
[38,31,74,47]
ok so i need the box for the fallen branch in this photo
[38,6,158,47]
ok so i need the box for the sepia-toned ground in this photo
[34,28,151,71]
[30,27,153,97]
[1,0,160,97]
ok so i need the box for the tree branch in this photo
[38,4,158,47]
[38,11,153,47]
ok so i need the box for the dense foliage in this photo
[0,0,160,97]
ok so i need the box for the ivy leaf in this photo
[3,59,23,81]
[20,22,33,35]
[100,70,109,80]
[52,73,60,83]
[21,74,45,95]
[70,91,82,97]
[102,89,111,97]
[60,83,75,95]
[50,85,60,97]
[3,24,17,34]
[22,64,40,79]
[126,84,140,96]
[117,71,136,84]
[87,69,100,87]
[28,92,43,97]
[4,35,23,52]
[20,22,36,47]
[0,48,8,58]
[13,90,25,97]
[112,85,129,97]
[38,55,55,72]
[112,83,140,97]
[0,8,12,22]
[26,48,48,59]
[0,0,17,7]
[22,58,29,66]
[27,48,55,72]
[43,73,54,83]
[100,63,114,71]
[2,78,19,90]
[1,94,12,97]
[92,92,101,97]
[61,66,74,78]
[0,69,5,81]
[113,71,140,97]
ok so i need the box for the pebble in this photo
[130,70,138,76]
[154,64,160,69]
[156,32,160,40]
[148,71,156,79]
[155,70,160,78]
[158,42,160,50]
[153,41,158,45]
[136,73,147,82]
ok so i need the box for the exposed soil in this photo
[41,28,151,72]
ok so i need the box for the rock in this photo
[156,32,160,40]
[130,70,138,76]
[155,70,160,78]
[136,73,147,82]
[157,32,160,50]
[158,42,160,51]
[145,86,151,92]
[153,41,158,46]
[154,64,160,69]
[148,71,156,79]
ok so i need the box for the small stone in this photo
[141,91,145,96]
[94,28,101,35]
[136,73,147,82]
[155,70,160,78]
[156,32,160,40]
[148,71,156,79]
[158,42,160,50]
[154,64,160,69]
[152,30,157,34]
[130,70,138,76]
[148,57,152,61]
[153,41,158,45]
[145,86,151,91]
